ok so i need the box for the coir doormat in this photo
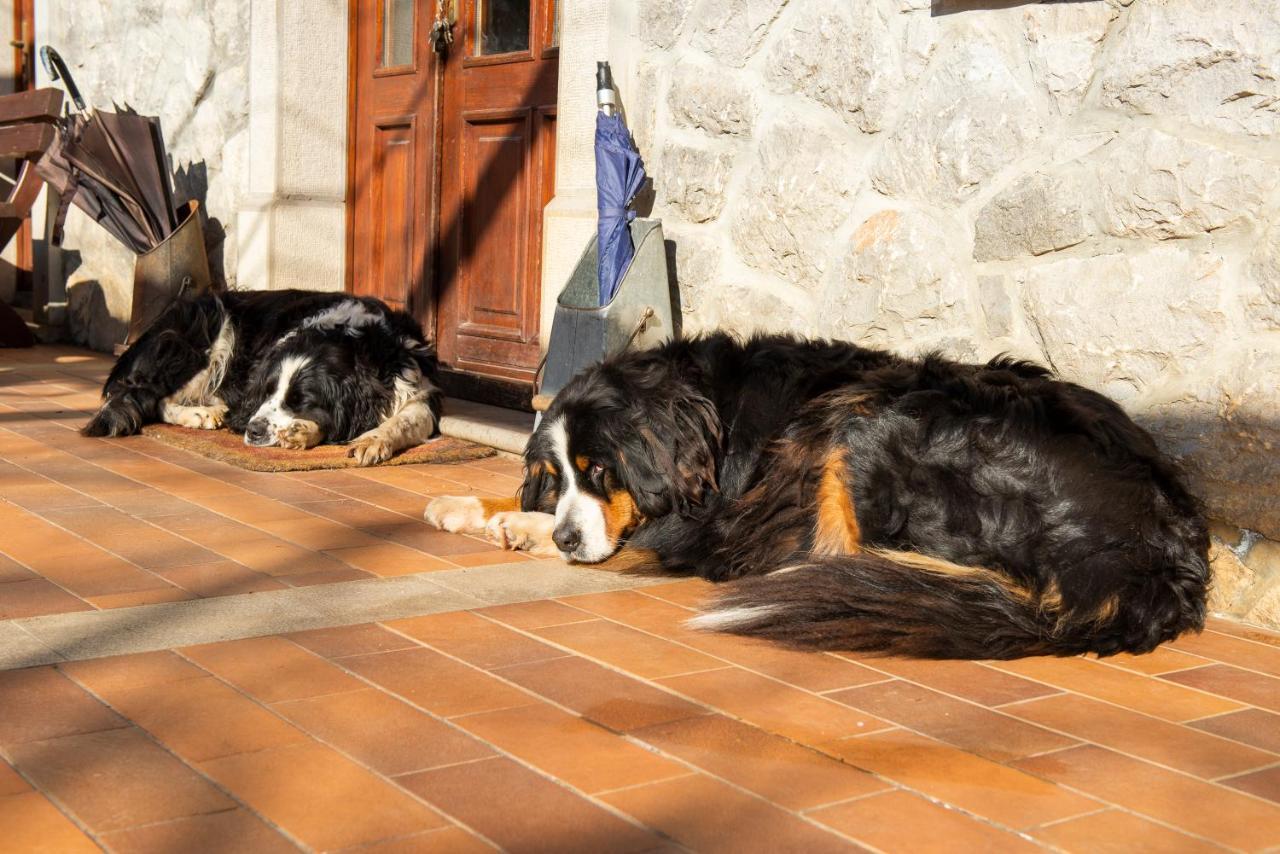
[140,424,495,472]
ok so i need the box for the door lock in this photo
[430,0,456,53]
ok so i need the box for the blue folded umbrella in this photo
[595,111,646,305]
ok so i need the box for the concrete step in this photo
[439,396,533,456]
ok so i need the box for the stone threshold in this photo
[439,397,533,455]
[0,559,659,671]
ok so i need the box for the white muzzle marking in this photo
[547,417,613,563]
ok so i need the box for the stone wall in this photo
[41,0,249,351]
[629,0,1280,620]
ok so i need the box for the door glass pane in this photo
[381,0,414,68]
[476,0,530,56]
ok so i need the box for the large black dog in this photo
[85,289,442,465]
[426,333,1209,659]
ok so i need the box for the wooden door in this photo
[435,0,558,385]
[347,0,437,319]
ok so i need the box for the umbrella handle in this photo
[40,46,87,113]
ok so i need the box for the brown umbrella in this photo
[34,47,179,254]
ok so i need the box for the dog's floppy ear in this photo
[519,460,558,513]
[615,389,720,518]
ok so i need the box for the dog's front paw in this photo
[424,496,485,533]
[348,433,393,466]
[182,405,226,430]
[485,511,558,556]
[277,419,321,450]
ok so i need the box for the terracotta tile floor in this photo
[4,345,1280,852]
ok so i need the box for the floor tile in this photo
[1102,646,1211,676]
[1188,708,1280,754]
[59,650,204,694]
[660,666,890,746]
[474,599,595,630]
[398,757,660,853]
[274,688,494,776]
[826,729,1099,830]
[991,655,1243,721]
[0,791,99,853]
[494,655,709,732]
[1169,629,1280,679]
[1002,692,1275,779]
[181,636,365,703]
[157,561,287,597]
[348,826,495,854]
[1014,745,1280,850]
[634,714,888,810]
[849,657,1061,707]
[201,741,447,851]
[1221,764,1280,804]
[0,760,30,796]
[286,623,419,659]
[602,773,853,853]
[386,611,567,669]
[253,515,384,551]
[1161,663,1280,712]
[86,586,193,609]
[830,679,1076,762]
[1030,809,1226,854]
[0,578,92,619]
[90,676,308,762]
[98,808,297,854]
[342,647,532,718]
[326,543,454,576]
[638,579,716,609]
[809,789,1041,853]
[454,702,685,793]
[0,552,35,583]
[7,727,233,833]
[534,618,725,679]
[0,667,127,747]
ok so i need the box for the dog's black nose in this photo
[245,419,270,445]
[553,526,581,554]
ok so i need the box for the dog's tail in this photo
[82,390,149,437]
[688,548,1201,660]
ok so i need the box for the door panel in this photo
[436,0,558,384]
[460,111,529,337]
[370,118,415,308]
[348,0,434,320]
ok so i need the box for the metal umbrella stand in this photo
[531,62,680,417]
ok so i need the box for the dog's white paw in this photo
[277,419,321,450]
[183,405,226,430]
[348,433,393,466]
[164,403,227,430]
[485,511,558,556]
[425,496,485,533]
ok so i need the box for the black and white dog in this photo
[84,289,442,465]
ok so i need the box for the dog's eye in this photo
[589,462,605,479]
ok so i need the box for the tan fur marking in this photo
[597,546,663,575]
[813,449,861,556]
[479,496,521,517]
[1039,578,1064,614]
[574,455,590,472]
[602,488,641,544]
[869,547,1034,603]
[1091,593,1120,624]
